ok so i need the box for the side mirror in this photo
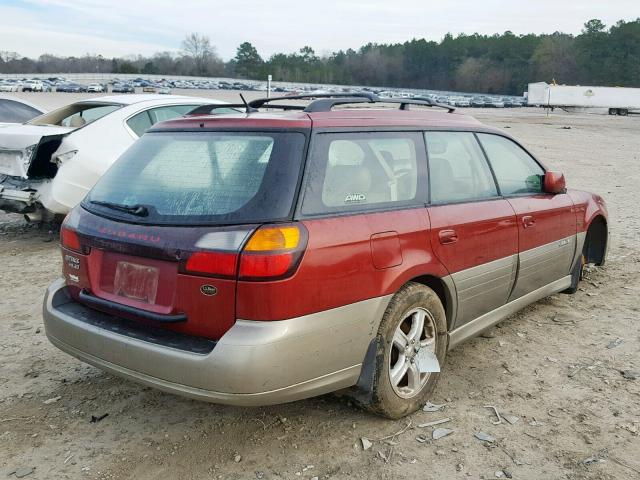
[543,171,566,194]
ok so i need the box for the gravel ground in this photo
[0,92,639,480]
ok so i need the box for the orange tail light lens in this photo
[239,224,307,280]
[243,226,301,251]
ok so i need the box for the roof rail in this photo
[391,96,456,113]
[188,104,249,115]
[249,92,378,109]
[187,93,456,116]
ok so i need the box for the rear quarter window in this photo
[301,132,427,215]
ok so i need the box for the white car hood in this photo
[0,124,74,177]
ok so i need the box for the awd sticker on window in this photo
[344,193,366,204]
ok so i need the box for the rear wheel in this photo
[618,109,628,116]
[367,282,447,419]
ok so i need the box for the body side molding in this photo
[447,275,572,349]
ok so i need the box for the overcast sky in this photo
[1,0,638,60]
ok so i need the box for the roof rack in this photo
[186,104,245,115]
[188,92,455,116]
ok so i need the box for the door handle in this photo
[522,215,535,228]
[439,229,458,245]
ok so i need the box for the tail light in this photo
[60,225,83,253]
[184,251,238,278]
[239,224,307,280]
[182,224,307,281]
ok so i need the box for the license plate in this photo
[114,261,159,304]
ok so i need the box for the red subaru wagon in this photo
[43,94,608,418]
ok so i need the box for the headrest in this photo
[323,165,372,206]
[429,156,454,177]
[69,115,86,128]
[427,137,447,155]
[327,165,371,191]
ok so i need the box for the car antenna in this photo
[239,93,258,113]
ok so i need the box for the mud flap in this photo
[352,338,379,405]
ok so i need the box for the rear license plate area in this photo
[114,261,159,304]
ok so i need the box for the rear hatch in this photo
[0,124,73,178]
[61,129,307,340]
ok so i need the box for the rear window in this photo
[84,131,305,225]
[28,102,121,127]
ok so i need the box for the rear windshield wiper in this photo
[90,200,149,217]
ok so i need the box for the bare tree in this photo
[0,51,20,62]
[181,33,217,76]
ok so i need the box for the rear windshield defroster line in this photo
[83,131,306,226]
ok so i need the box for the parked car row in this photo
[426,94,526,108]
[348,88,526,108]
[0,75,529,110]
[0,78,57,92]
[0,76,529,108]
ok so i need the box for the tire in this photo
[618,109,628,116]
[366,282,448,419]
[609,108,618,115]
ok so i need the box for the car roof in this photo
[80,94,220,106]
[153,107,484,131]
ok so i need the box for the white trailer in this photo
[527,82,640,115]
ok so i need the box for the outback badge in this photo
[200,284,218,296]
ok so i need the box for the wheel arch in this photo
[407,274,456,331]
[584,215,608,266]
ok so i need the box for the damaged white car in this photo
[0,94,226,221]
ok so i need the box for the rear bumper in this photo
[0,187,37,213]
[0,176,40,213]
[43,278,390,406]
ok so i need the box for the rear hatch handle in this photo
[79,290,187,323]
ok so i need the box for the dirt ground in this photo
[0,91,639,480]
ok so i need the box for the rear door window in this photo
[301,132,427,215]
[425,132,497,204]
[85,131,305,225]
[477,134,544,195]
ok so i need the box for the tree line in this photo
[1,19,638,95]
